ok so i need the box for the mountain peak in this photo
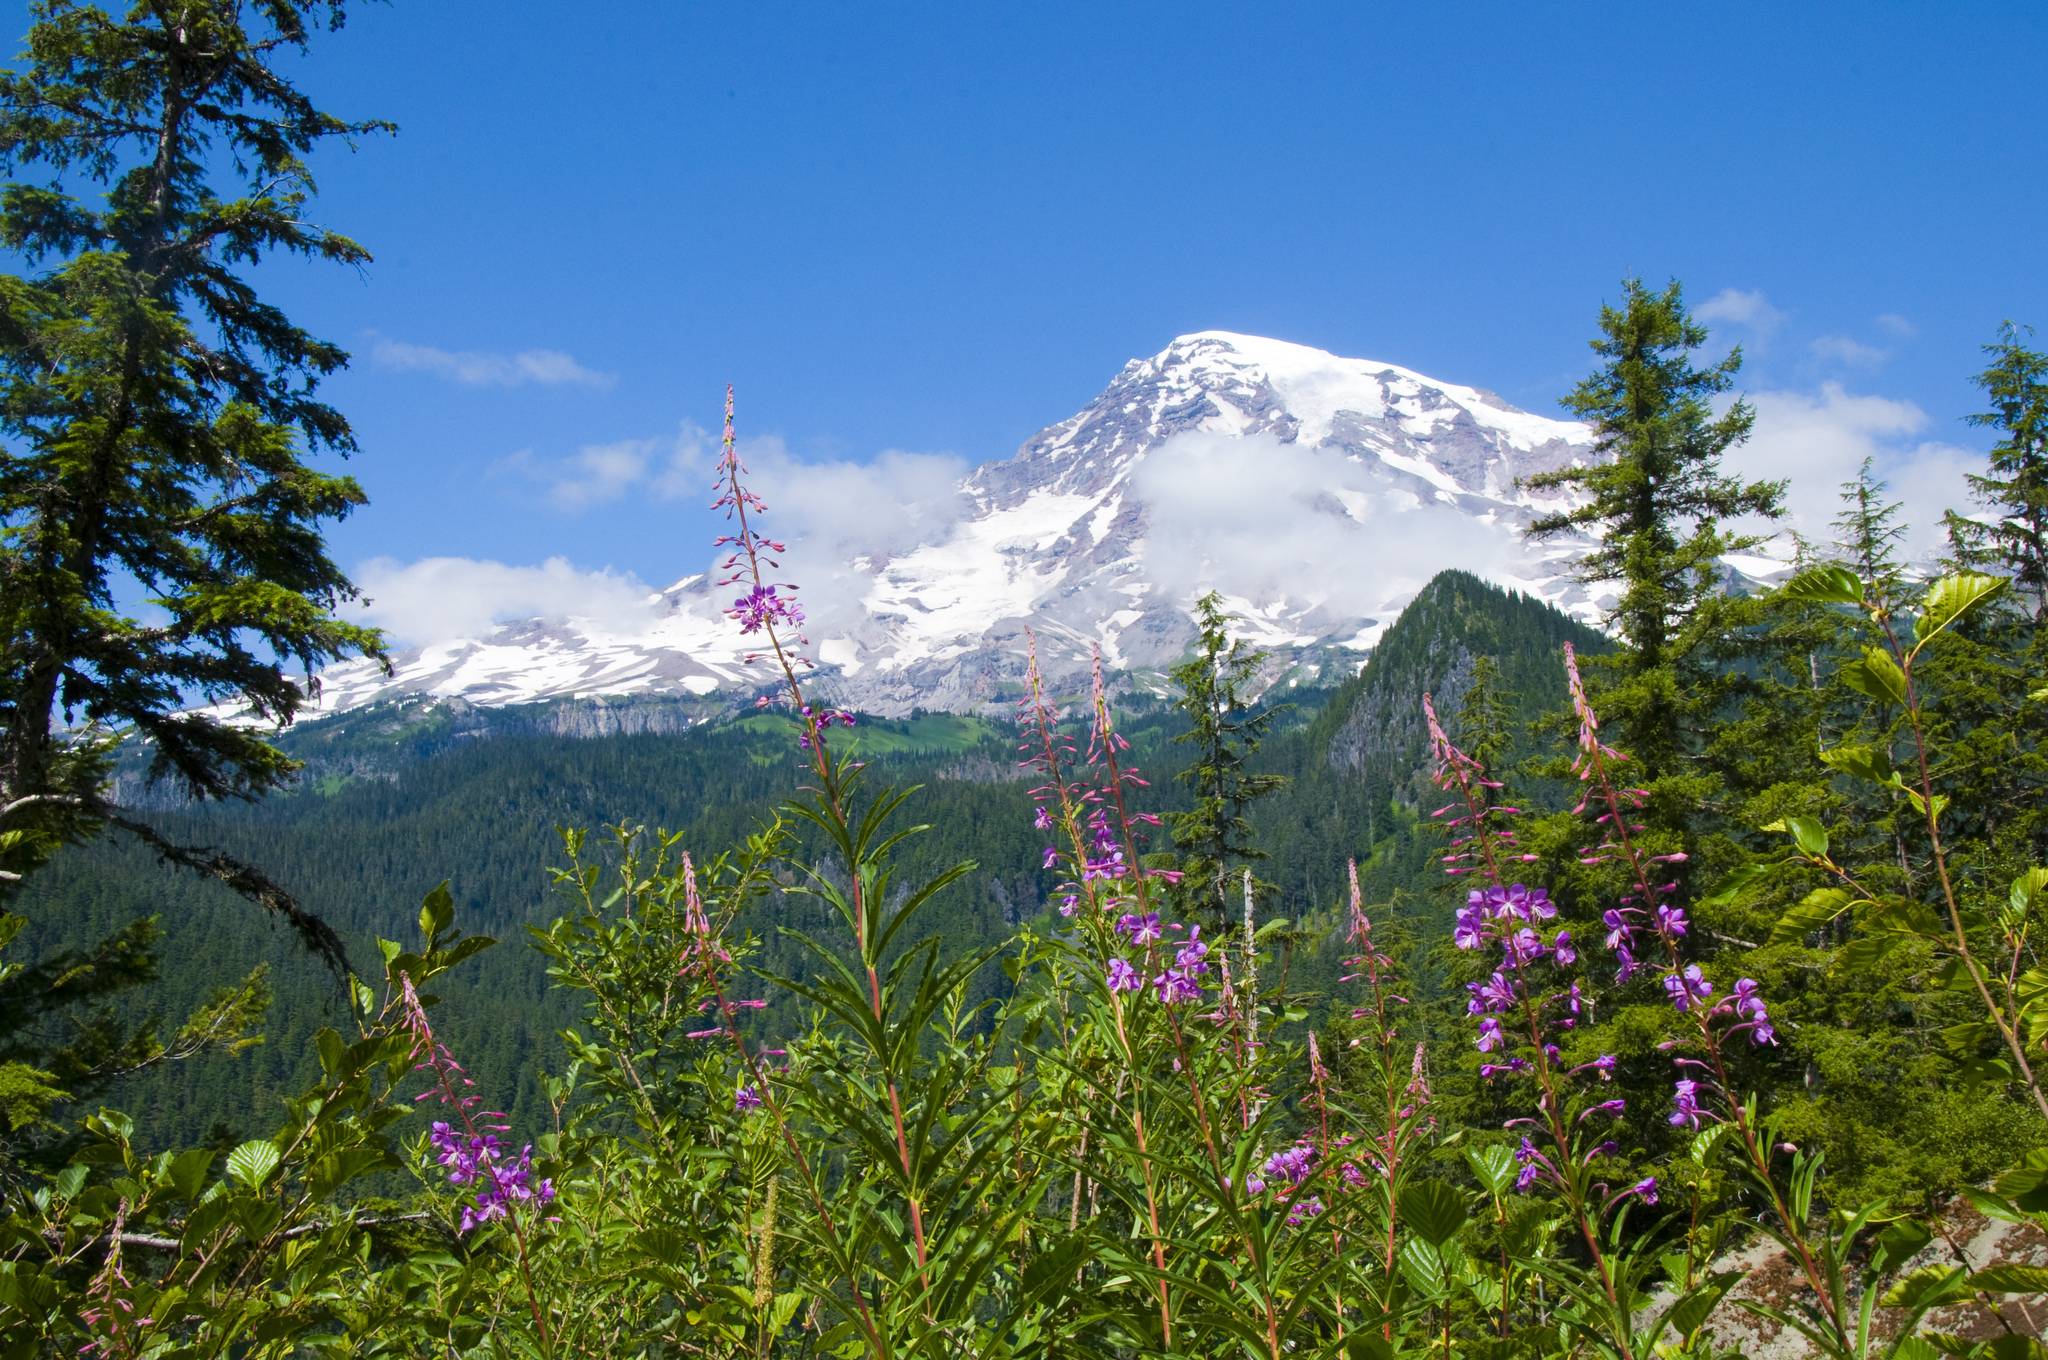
[303,334,1621,722]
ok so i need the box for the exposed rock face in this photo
[302,331,1633,722]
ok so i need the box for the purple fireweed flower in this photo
[1476,1016,1504,1053]
[1664,964,1714,1013]
[726,584,803,635]
[1453,902,1486,951]
[735,1085,763,1113]
[1286,1196,1325,1226]
[1614,946,1639,983]
[1602,909,1634,950]
[1616,1176,1658,1208]
[1552,930,1577,967]
[1514,1163,1541,1192]
[1264,1144,1316,1186]
[1153,968,1202,1005]
[1175,926,1209,971]
[1504,926,1546,964]
[1731,977,1778,1045]
[1466,971,1517,1015]
[1042,846,1059,870]
[1032,806,1052,831]
[1669,1078,1706,1128]
[1117,911,1162,944]
[1244,1174,1267,1195]
[1106,958,1142,993]
[1656,904,1689,938]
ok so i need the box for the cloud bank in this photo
[373,339,616,389]
[1131,431,1530,617]
[1726,383,1978,557]
[348,555,657,645]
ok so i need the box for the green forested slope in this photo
[14,573,1625,1143]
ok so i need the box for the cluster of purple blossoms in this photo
[1262,1143,1315,1187]
[1101,914,1212,1005]
[1018,640,1181,921]
[735,1084,764,1113]
[428,1120,555,1234]
[797,703,856,751]
[726,583,803,635]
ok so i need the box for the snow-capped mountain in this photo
[310,331,1618,717]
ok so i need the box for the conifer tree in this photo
[1169,590,1287,924]
[1833,457,1909,614]
[1453,654,1511,773]
[1526,277,1785,777]
[0,1,387,957]
[1947,322,2048,625]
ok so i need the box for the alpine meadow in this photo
[5,3,2048,1357]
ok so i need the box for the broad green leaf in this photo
[1398,1179,1470,1246]
[1819,743,1894,785]
[1666,1271,1736,1336]
[1779,564,1864,605]
[1840,646,1908,706]
[1464,1143,1515,1195]
[1783,815,1830,859]
[226,1138,281,1190]
[2010,867,2048,915]
[418,882,455,944]
[1967,1263,2048,1294]
[1770,886,1861,944]
[1702,861,1767,907]
[1913,571,2007,649]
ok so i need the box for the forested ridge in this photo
[12,570,1590,1148]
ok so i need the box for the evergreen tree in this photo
[1525,277,1784,777]
[0,0,387,955]
[1948,322,2048,625]
[1833,456,1909,614]
[1453,654,1511,773]
[1168,591,1287,924]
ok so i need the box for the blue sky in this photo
[14,0,2048,642]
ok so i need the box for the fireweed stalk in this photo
[1339,859,1433,1335]
[400,976,554,1346]
[1560,643,1851,1336]
[709,387,928,1346]
[1019,637,1188,1342]
[1424,692,1645,1353]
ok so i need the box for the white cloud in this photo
[1875,313,1916,338]
[372,338,616,389]
[347,555,657,645]
[1696,287,1786,335]
[1726,383,1980,557]
[1130,431,1527,615]
[1809,335,1889,368]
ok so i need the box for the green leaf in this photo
[1779,564,1865,605]
[226,1138,281,1190]
[1770,886,1861,944]
[1966,1264,2048,1294]
[1913,571,2007,649]
[1819,742,1894,785]
[2010,867,2048,916]
[1398,1179,1470,1246]
[1783,815,1830,858]
[1666,1271,1737,1336]
[1464,1143,1515,1196]
[418,882,454,944]
[1701,861,1768,907]
[1840,646,1909,706]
